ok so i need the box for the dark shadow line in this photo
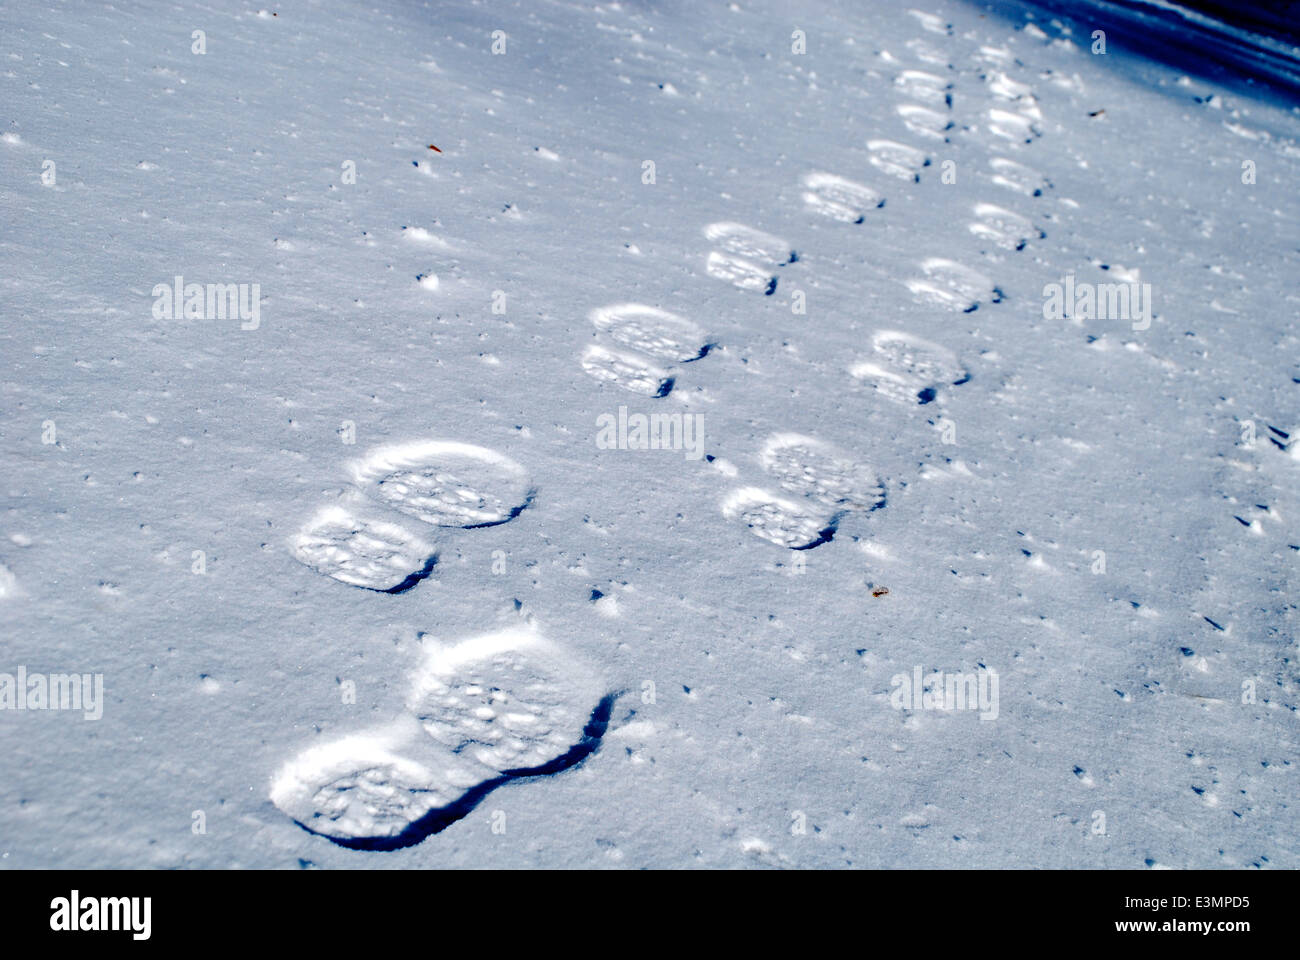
[460,489,537,529]
[379,554,439,594]
[793,518,839,550]
[311,691,620,852]
[680,342,717,363]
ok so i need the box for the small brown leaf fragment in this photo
[872,587,889,598]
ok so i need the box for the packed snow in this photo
[0,0,1296,868]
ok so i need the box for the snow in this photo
[0,0,1296,868]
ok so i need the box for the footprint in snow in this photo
[848,329,970,406]
[270,624,612,849]
[590,303,710,363]
[715,433,885,550]
[988,156,1051,197]
[579,303,711,398]
[351,440,534,529]
[867,139,931,182]
[904,257,1001,313]
[987,107,1041,143]
[983,70,1044,144]
[968,202,1043,251]
[703,221,795,295]
[290,440,534,591]
[758,433,886,513]
[291,503,437,593]
[581,343,675,397]
[801,172,884,223]
[705,251,779,294]
[897,103,953,141]
[893,69,952,108]
[704,221,796,264]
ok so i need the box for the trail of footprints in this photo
[881,39,1052,305]
[276,16,1066,848]
[283,443,613,847]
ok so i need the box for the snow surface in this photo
[0,0,1297,868]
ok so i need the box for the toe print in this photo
[721,486,836,550]
[849,330,968,405]
[290,505,437,593]
[802,172,884,222]
[351,441,534,529]
[406,625,607,774]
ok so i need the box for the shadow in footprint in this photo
[316,692,620,851]
[793,519,839,551]
[381,554,440,594]
[680,343,717,364]
[460,490,538,530]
